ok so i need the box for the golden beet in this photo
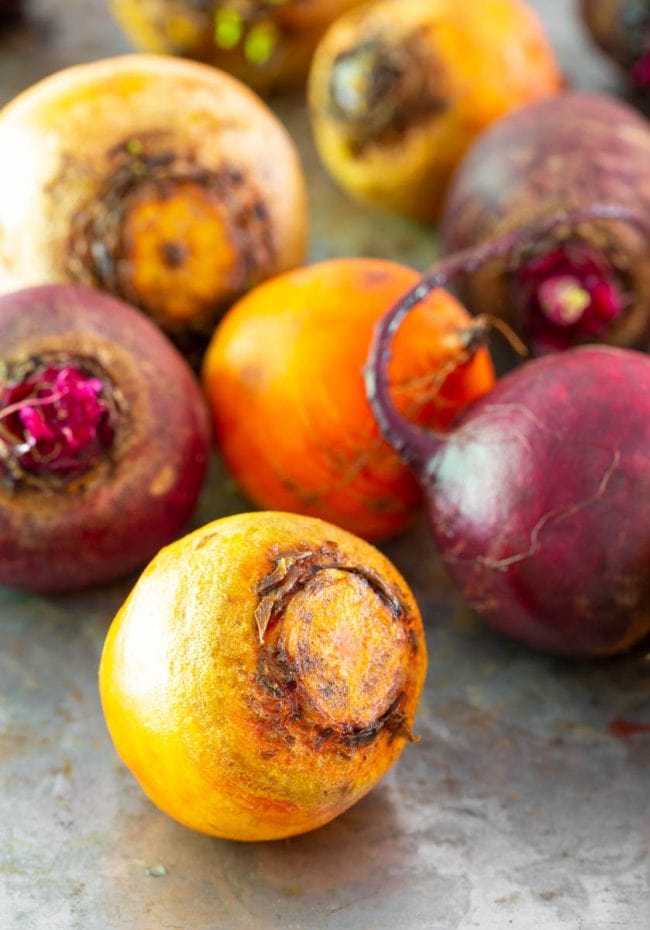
[308,0,562,221]
[0,54,307,359]
[202,257,495,542]
[99,511,427,841]
[109,0,367,95]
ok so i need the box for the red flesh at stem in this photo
[365,204,650,656]
[631,48,650,86]
[514,244,627,354]
[0,284,210,593]
[0,364,114,479]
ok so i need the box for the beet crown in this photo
[0,283,211,592]
[440,92,650,355]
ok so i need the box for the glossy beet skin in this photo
[441,93,650,355]
[0,285,210,592]
[366,224,650,656]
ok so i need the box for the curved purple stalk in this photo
[364,204,650,474]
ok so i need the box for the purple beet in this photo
[365,215,650,657]
[581,0,650,89]
[0,284,210,592]
[440,92,650,356]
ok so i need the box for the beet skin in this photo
[441,92,650,355]
[366,240,650,657]
[0,284,210,592]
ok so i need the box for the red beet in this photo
[365,219,650,657]
[581,0,650,89]
[0,284,210,592]
[440,92,650,356]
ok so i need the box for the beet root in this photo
[0,55,307,365]
[366,221,650,657]
[440,92,650,356]
[0,284,210,592]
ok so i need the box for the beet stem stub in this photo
[0,358,116,483]
[365,204,650,474]
[514,243,628,353]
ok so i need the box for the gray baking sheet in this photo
[0,1,648,928]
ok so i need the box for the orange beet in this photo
[308,0,562,221]
[202,258,495,541]
[99,511,427,841]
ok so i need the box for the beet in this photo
[0,55,307,368]
[365,225,650,657]
[0,284,210,592]
[440,92,650,356]
[581,0,650,89]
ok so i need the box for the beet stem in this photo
[364,204,650,474]
[473,314,528,358]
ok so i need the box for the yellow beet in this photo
[109,0,367,95]
[308,0,562,221]
[0,54,307,359]
[99,512,427,841]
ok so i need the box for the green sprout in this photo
[244,21,279,65]
[214,8,244,49]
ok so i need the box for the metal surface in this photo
[0,2,649,928]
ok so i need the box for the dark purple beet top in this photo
[0,362,115,480]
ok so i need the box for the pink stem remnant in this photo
[0,364,115,479]
[514,244,626,354]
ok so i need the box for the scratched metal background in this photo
[0,1,649,928]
